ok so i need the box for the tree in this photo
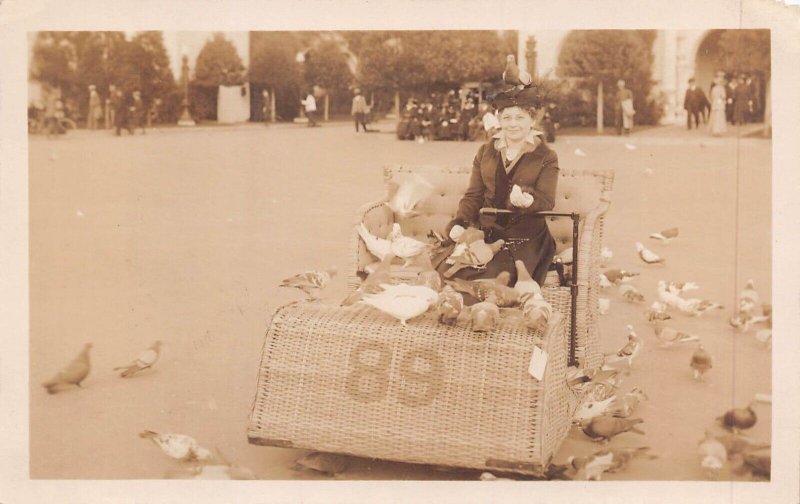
[249,31,304,121]
[129,31,179,122]
[304,40,353,92]
[353,31,512,115]
[194,33,246,87]
[353,32,424,115]
[715,29,770,78]
[303,40,354,119]
[30,32,79,95]
[192,33,246,120]
[557,30,660,132]
[31,31,180,123]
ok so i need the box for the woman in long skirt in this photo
[709,77,728,136]
[439,85,559,304]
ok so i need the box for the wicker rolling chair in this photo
[350,165,614,371]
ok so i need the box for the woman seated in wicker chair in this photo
[439,86,559,299]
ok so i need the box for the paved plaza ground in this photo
[29,119,771,480]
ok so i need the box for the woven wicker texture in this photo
[350,165,614,370]
[248,302,569,475]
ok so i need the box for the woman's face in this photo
[498,106,533,143]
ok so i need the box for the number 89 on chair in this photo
[345,340,444,408]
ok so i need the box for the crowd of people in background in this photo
[29,84,161,137]
[396,89,560,144]
[686,71,763,136]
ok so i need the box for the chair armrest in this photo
[349,198,394,291]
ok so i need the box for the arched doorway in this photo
[695,29,725,95]
[694,29,769,124]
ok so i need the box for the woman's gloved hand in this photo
[510,184,534,208]
[449,225,466,241]
[445,218,468,243]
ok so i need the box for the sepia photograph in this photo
[2,0,800,502]
[26,26,774,480]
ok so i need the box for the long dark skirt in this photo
[436,227,556,306]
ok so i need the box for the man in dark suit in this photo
[112,88,132,136]
[684,78,710,130]
[733,74,751,125]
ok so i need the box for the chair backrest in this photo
[384,165,613,254]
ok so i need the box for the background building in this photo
[519,29,767,124]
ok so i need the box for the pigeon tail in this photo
[118,366,140,378]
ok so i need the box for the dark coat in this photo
[684,87,710,112]
[442,134,560,287]
[453,135,559,233]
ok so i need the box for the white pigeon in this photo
[574,395,618,423]
[386,173,435,219]
[648,227,679,244]
[139,431,212,462]
[191,448,257,480]
[356,223,392,261]
[697,431,727,480]
[574,147,587,157]
[567,452,615,481]
[600,247,613,266]
[635,242,664,265]
[388,223,431,267]
[624,143,637,151]
[653,325,699,347]
[754,393,772,404]
[740,279,760,307]
[737,279,761,317]
[657,280,686,309]
[114,341,163,378]
[667,281,699,295]
[360,283,439,326]
[598,298,611,315]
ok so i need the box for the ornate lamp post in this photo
[178,46,195,126]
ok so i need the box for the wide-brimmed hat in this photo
[488,86,540,111]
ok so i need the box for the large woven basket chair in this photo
[248,303,572,476]
[350,165,614,370]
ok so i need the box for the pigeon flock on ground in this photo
[41,337,269,479]
[570,225,771,481]
[274,173,772,481]
[44,162,771,481]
